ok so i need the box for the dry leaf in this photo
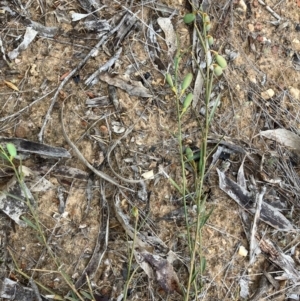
[134,247,182,295]
[217,169,295,231]
[259,129,300,152]
[99,74,152,98]
[0,278,45,300]
[192,70,204,108]
[258,237,300,282]
[8,27,38,60]
[0,137,71,158]
[0,176,35,226]
[4,80,19,91]
[157,17,177,56]
[141,170,154,179]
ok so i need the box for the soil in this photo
[1,0,300,300]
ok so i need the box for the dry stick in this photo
[257,0,281,22]
[0,88,56,122]
[30,277,43,301]
[106,127,148,184]
[38,34,108,143]
[61,102,133,191]
[85,47,123,86]
[249,186,266,264]
[75,180,109,289]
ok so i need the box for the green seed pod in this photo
[181,73,193,91]
[165,73,174,88]
[183,92,193,109]
[183,13,195,24]
[215,54,227,69]
[185,147,194,162]
[207,35,214,46]
[203,13,210,23]
[213,65,223,76]
[132,206,139,218]
[6,143,17,159]
[205,21,211,31]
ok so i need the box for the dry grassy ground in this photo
[1,0,300,300]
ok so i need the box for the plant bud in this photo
[184,13,195,24]
[215,54,227,69]
[213,65,223,76]
[185,147,194,162]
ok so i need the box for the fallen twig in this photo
[75,180,109,289]
[61,101,133,191]
[258,0,281,23]
[249,186,265,264]
[85,47,122,86]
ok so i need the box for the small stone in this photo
[289,87,300,100]
[261,89,275,100]
[238,0,247,11]
[15,124,28,138]
[99,125,108,134]
[254,22,262,31]
[292,38,300,51]
[238,245,248,257]
[248,23,254,32]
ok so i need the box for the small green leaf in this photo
[181,73,193,92]
[183,92,193,109]
[64,297,78,301]
[200,257,206,273]
[80,291,93,300]
[213,65,223,76]
[0,152,9,161]
[183,13,196,24]
[21,217,39,231]
[6,143,17,159]
[215,54,227,69]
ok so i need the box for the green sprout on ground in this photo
[166,5,227,300]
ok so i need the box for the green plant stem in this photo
[7,247,64,300]
[5,154,85,300]
[184,37,214,300]
[176,97,192,255]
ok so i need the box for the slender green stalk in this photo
[177,6,227,298]
[7,247,64,300]
[1,145,86,300]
